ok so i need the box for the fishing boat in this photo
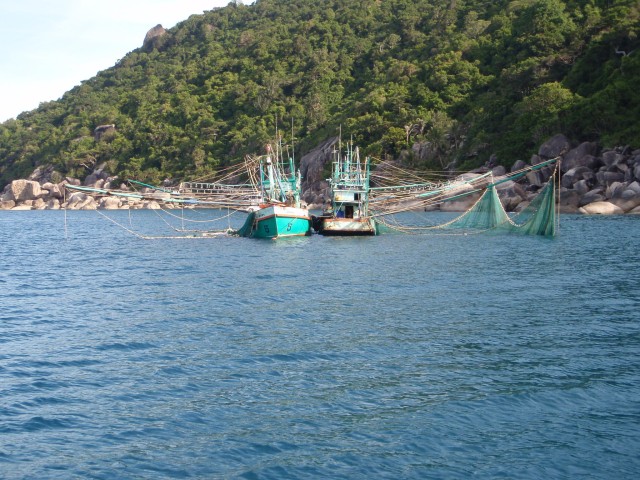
[235,144,311,239]
[313,143,377,236]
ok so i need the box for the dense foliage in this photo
[1,0,639,186]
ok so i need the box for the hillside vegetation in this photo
[0,0,638,186]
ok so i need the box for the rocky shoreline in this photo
[0,178,168,211]
[1,134,639,214]
[533,134,640,215]
[468,134,640,215]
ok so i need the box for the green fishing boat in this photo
[236,145,311,239]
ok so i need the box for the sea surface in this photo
[1,210,639,479]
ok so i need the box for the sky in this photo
[0,0,232,122]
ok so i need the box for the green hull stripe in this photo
[252,215,310,238]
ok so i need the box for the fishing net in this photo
[440,179,556,236]
[374,167,558,237]
[235,211,256,237]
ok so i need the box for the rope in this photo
[95,210,231,240]
[155,202,241,224]
[63,188,68,240]
[556,160,561,233]
[95,210,149,239]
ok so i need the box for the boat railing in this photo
[180,182,256,195]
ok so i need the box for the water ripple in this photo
[0,212,638,478]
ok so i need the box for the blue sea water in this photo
[1,210,639,479]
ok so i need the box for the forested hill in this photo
[1,0,639,186]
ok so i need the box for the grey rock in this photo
[470,166,490,174]
[511,159,528,172]
[94,124,115,141]
[626,181,640,195]
[579,189,605,207]
[81,170,109,187]
[574,179,591,195]
[143,200,161,210]
[411,141,434,162]
[625,168,634,182]
[98,197,121,210]
[538,134,570,159]
[530,154,544,165]
[492,165,506,176]
[143,24,167,50]
[495,179,526,211]
[603,171,625,185]
[65,192,87,209]
[561,166,593,188]
[580,201,625,215]
[562,141,597,172]
[607,181,628,199]
[65,177,81,186]
[542,166,553,184]
[602,150,625,168]
[581,155,602,170]
[526,170,545,187]
[45,199,60,210]
[28,165,57,184]
[7,179,43,202]
[300,137,339,204]
[79,197,97,210]
[42,182,64,199]
[440,193,481,212]
[84,173,100,186]
[618,162,630,173]
[558,189,580,213]
[611,190,640,212]
[622,189,640,201]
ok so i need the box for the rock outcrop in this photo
[143,24,168,50]
[547,137,640,214]
[0,166,177,211]
[94,124,116,141]
[4,180,43,202]
[579,201,625,215]
[299,136,338,207]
